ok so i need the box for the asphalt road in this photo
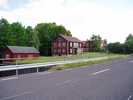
[0,57,133,100]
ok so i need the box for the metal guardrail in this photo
[0,58,56,77]
[0,57,109,77]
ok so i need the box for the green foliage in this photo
[0,18,10,48]
[0,18,37,48]
[90,34,102,52]
[25,26,34,46]
[108,34,133,54]
[124,34,133,53]
[32,29,40,49]
[34,23,71,55]
[9,22,26,46]
[0,18,71,55]
[107,42,125,54]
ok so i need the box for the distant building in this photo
[3,46,40,59]
[82,39,107,52]
[82,40,94,52]
[100,39,107,49]
[52,34,83,56]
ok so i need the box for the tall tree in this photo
[9,22,26,46]
[124,34,133,53]
[0,18,10,48]
[90,34,102,52]
[35,23,71,55]
[25,26,34,46]
[32,29,40,49]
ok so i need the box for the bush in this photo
[107,42,125,54]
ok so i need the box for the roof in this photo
[60,34,81,42]
[82,41,88,43]
[7,46,40,54]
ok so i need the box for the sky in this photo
[0,0,133,43]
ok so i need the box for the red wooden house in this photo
[3,46,40,59]
[52,35,83,56]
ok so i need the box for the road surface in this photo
[0,57,133,100]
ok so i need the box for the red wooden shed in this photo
[4,46,40,59]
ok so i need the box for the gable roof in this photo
[60,34,81,42]
[7,46,39,54]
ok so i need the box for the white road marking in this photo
[56,80,72,86]
[0,77,18,82]
[128,95,132,100]
[92,68,111,75]
[129,60,133,63]
[0,91,32,100]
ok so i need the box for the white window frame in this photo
[70,49,73,53]
[70,42,73,47]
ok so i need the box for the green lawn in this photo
[17,52,127,64]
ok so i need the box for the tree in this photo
[107,42,125,54]
[0,18,10,48]
[0,18,72,55]
[90,34,102,52]
[32,29,40,49]
[34,23,71,55]
[9,22,26,46]
[107,34,133,54]
[124,34,133,54]
[25,26,34,46]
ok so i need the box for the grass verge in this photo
[49,55,128,71]
[17,52,126,64]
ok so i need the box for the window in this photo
[58,42,61,47]
[6,54,10,58]
[70,42,73,47]
[70,49,73,53]
[62,42,66,47]
[79,43,82,47]
[62,49,66,53]
[54,42,57,48]
[58,49,61,53]
[28,54,33,58]
[73,43,78,47]
[54,49,57,53]
[17,54,21,58]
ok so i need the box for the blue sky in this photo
[0,0,133,43]
[8,0,30,10]
[0,0,30,10]
[2,0,133,10]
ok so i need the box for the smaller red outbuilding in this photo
[3,46,40,60]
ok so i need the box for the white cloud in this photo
[0,0,8,6]
[0,0,133,43]
[0,0,9,9]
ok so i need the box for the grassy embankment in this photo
[17,52,128,71]
[50,54,128,71]
[18,52,118,64]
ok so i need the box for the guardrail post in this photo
[15,59,18,76]
[37,67,39,73]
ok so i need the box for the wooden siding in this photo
[52,36,83,56]
[3,48,39,59]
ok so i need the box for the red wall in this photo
[52,36,83,56]
[52,37,68,56]
[4,48,40,59]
